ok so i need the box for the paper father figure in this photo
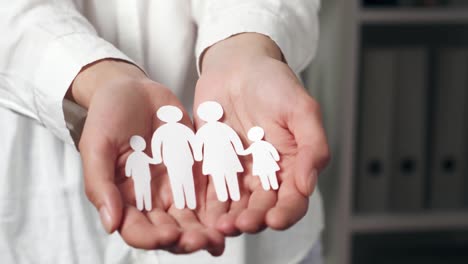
[152,105,199,209]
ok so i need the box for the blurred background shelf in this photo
[351,212,468,233]
[360,8,468,24]
[305,1,468,264]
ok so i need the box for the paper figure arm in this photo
[266,142,280,161]
[147,155,159,165]
[184,126,202,161]
[194,143,203,161]
[227,126,245,154]
[238,145,252,156]
[194,129,206,161]
[151,130,163,164]
[125,156,132,177]
[191,138,203,162]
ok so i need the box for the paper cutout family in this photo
[125,101,280,211]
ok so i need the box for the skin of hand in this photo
[70,59,224,256]
[194,33,330,235]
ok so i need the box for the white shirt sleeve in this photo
[191,0,320,74]
[0,0,134,145]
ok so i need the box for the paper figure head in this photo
[248,126,265,141]
[197,101,223,122]
[130,135,146,151]
[157,105,183,123]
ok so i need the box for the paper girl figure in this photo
[241,126,280,191]
[151,105,200,210]
[125,135,156,211]
[195,101,244,202]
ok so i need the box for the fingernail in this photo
[99,207,112,234]
[307,169,318,196]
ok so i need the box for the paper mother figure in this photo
[195,101,244,202]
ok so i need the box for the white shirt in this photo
[0,1,323,263]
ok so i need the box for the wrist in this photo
[68,59,147,108]
[200,33,283,74]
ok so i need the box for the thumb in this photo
[290,99,330,197]
[295,146,321,196]
[80,140,123,234]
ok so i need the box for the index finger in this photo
[265,179,309,230]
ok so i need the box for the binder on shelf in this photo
[356,48,396,213]
[430,48,468,210]
[447,0,468,7]
[363,0,398,7]
[390,48,428,212]
[398,0,417,7]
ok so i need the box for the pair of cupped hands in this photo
[70,33,330,256]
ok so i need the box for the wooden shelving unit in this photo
[305,2,468,264]
[360,8,468,24]
[351,212,468,233]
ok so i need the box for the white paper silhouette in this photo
[241,126,280,191]
[125,135,156,211]
[196,101,244,202]
[152,105,199,209]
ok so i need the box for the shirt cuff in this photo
[33,33,136,145]
[195,8,318,75]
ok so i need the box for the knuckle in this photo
[317,144,331,170]
[303,97,321,115]
[83,180,97,204]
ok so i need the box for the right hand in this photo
[71,60,224,255]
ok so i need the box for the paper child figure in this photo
[241,126,280,191]
[152,105,200,209]
[125,135,156,211]
[196,101,244,202]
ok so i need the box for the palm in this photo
[194,57,329,235]
[80,80,223,255]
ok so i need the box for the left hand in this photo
[193,33,330,235]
